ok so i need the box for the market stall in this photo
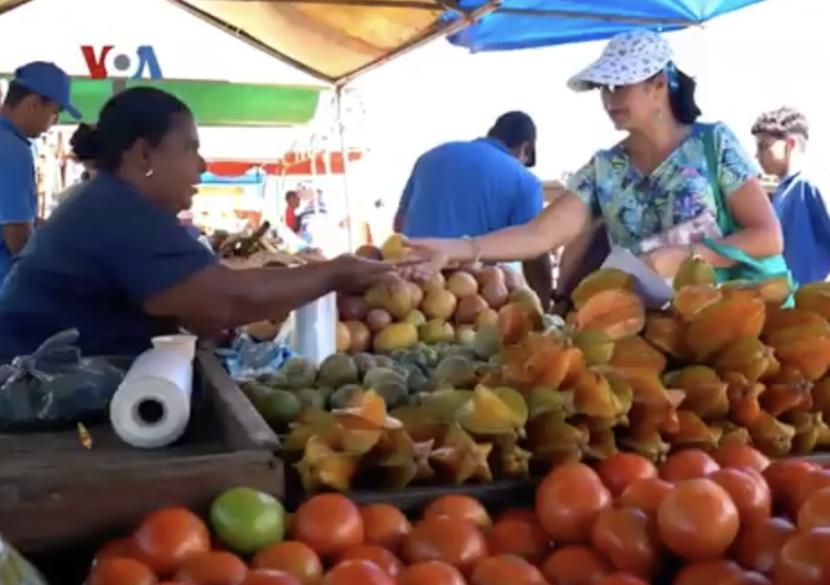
[7,1,822,584]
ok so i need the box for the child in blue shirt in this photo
[753,107,830,285]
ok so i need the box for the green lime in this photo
[210,487,285,554]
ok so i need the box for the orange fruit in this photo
[398,561,466,585]
[359,504,411,552]
[402,516,488,574]
[241,571,303,585]
[470,554,548,585]
[536,463,611,544]
[293,494,364,558]
[488,516,550,564]
[174,551,247,585]
[541,546,612,585]
[323,560,395,585]
[338,545,403,578]
[660,450,720,483]
[133,508,211,575]
[597,453,657,497]
[423,495,491,529]
[87,557,157,585]
[253,541,323,585]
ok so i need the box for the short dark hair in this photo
[487,111,537,149]
[70,87,191,172]
[3,81,47,108]
[751,107,810,141]
[285,190,298,201]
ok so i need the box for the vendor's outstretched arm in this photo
[144,256,393,335]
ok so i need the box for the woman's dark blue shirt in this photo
[0,173,216,358]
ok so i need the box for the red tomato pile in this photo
[85,447,830,585]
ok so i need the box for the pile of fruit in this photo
[82,448,830,585]
[337,235,535,355]
[259,257,830,493]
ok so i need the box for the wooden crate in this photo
[0,350,282,554]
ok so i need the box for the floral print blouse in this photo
[566,123,759,253]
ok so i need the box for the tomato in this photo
[87,557,158,585]
[660,449,720,483]
[591,507,660,579]
[798,486,830,531]
[323,560,396,585]
[540,546,613,585]
[423,495,492,529]
[598,575,649,585]
[535,462,612,543]
[398,561,466,585]
[292,494,364,558]
[95,537,142,563]
[712,445,769,472]
[731,516,795,576]
[672,560,745,585]
[252,541,323,585]
[619,478,674,519]
[657,478,739,561]
[359,504,411,552]
[790,469,830,518]
[488,517,550,564]
[597,453,658,497]
[402,517,488,574]
[174,551,247,585]
[762,459,818,514]
[740,573,772,585]
[708,467,771,526]
[338,545,403,578]
[133,508,211,575]
[470,554,548,585]
[773,528,830,585]
[241,570,303,585]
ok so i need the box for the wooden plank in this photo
[6,451,283,552]
[197,350,281,451]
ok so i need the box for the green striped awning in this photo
[2,76,321,127]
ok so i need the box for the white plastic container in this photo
[289,292,337,366]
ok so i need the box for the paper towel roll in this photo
[110,339,195,449]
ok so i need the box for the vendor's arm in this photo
[0,148,35,255]
[144,257,391,334]
[104,202,393,336]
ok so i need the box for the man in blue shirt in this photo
[394,111,551,308]
[752,107,830,285]
[0,62,80,284]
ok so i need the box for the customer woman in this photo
[404,31,783,287]
[0,87,394,357]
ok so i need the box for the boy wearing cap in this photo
[0,62,80,283]
[753,107,830,284]
[394,111,552,308]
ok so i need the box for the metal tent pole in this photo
[336,87,355,251]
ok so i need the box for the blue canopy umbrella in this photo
[446,0,766,52]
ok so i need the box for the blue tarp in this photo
[447,0,766,52]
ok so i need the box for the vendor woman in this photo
[0,87,394,357]
[403,31,783,282]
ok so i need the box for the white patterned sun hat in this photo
[567,30,674,92]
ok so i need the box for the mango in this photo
[373,323,418,353]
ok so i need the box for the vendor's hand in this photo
[330,254,396,293]
[295,248,327,264]
[639,245,692,278]
[397,238,466,281]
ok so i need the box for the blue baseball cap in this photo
[13,61,80,120]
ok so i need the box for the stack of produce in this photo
[80,448,830,585]
[337,235,533,355]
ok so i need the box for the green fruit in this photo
[317,354,359,388]
[210,487,285,554]
[294,388,327,410]
[256,388,302,429]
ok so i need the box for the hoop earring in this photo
[145,168,154,178]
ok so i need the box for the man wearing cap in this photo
[393,111,552,309]
[0,62,80,284]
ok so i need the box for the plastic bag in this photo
[0,534,48,585]
[0,329,126,432]
[216,333,295,381]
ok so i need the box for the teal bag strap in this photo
[702,237,773,272]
